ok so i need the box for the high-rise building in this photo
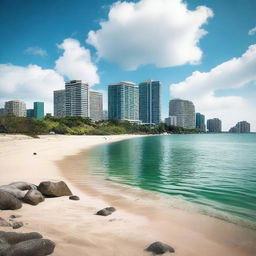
[4,100,26,117]
[169,99,195,129]
[103,110,108,120]
[165,116,177,126]
[26,109,34,118]
[196,113,206,132]
[229,121,250,133]
[89,90,103,121]
[54,89,66,117]
[65,80,89,117]
[207,118,222,133]
[108,81,139,121]
[34,102,44,120]
[139,80,161,125]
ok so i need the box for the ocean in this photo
[86,134,256,228]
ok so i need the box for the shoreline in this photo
[1,134,256,256]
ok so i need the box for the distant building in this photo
[4,100,26,117]
[207,118,222,133]
[26,109,34,118]
[139,80,161,125]
[65,80,89,117]
[165,116,177,126]
[0,108,5,116]
[196,113,206,132]
[34,102,44,120]
[103,110,108,120]
[108,81,139,121]
[89,90,103,121]
[54,89,66,117]
[229,121,250,133]
[169,99,195,129]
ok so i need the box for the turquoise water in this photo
[87,134,256,228]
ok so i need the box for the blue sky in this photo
[0,0,255,130]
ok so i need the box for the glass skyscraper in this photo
[196,113,206,132]
[34,102,44,120]
[89,90,103,121]
[139,80,161,125]
[54,89,66,117]
[108,82,139,121]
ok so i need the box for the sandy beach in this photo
[0,134,256,256]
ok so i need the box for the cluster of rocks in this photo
[0,180,78,256]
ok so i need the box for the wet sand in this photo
[0,134,256,256]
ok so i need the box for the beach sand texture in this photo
[0,134,255,256]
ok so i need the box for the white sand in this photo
[0,134,255,256]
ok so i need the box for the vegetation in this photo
[0,114,199,136]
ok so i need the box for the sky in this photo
[0,0,255,131]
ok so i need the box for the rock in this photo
[33,152,37,155]
[69,195,80,200]
[0,190,22,210]
[0,231,42,244]
[23,189,45,205]
[10,215,22,219]
[145,241,175,255]
[96,207,116,216]
[0,231,55,256]
[38,181,72,197]
[12,222,23,229]
[0,182,37,200]
[0,217,11,227]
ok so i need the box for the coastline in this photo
[1,134,256,256]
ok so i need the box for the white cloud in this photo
[0,64,64,113]
[87,0,213,70]
[170,44,256,131]
[55,38,99,85]
[24,46,48,57]
[248,26,256,36]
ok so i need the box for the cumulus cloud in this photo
[24,46,48,57]
[0,64,64,113]
[55,38,99,85]
[248,26,256,36]
[87,0,213,70]
[170,44,256,131]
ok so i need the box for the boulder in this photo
[0,217,11,227]
[4,238,55,256]
[9,215,22,219]
[145,241,175,254]
[23,190,45,205]
[12,222,23,229]
[38,181,72,197]
[0,231,55,256]
[96,207,116,216]
[0,190,22,210]
[69,195,80,201]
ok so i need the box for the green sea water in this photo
[87,134,256,228]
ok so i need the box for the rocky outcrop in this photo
[0,231,55,256]
[96,207,116,216]
[145,241,175,254]
[0,217,11,227]
[23,189,45,205]
[12,222,24,230]
[38,181,72,197]
[0,190,22,210]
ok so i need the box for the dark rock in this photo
[38,181,72,197]
[0,231,55,256]
[33,152,37,155]
[12,222,23,229]
[23,190,45,205]
[69,195,80,201]
[0,217,11,227]
[0,190,22,210]
[96,207,116,216]
[145,241,175,254]
[9,215,22,219]
[0,231,42,244]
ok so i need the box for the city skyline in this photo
[0,0,255,131]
